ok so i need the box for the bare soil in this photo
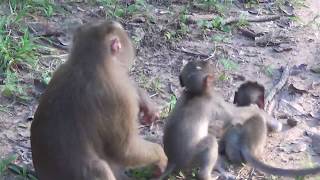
[0,0,319,179]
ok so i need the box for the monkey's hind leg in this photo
[121,137,167,171]
[85,159,117,180]
[193,135,218,180]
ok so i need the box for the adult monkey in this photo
[31,21,167,180]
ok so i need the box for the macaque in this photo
[161,60,219,180]
[160,61,279,179]
[220,114,320,177]
[233,81,282,132]
[31,20,167,180]
[179,60,215,95]
[233,81,265,109]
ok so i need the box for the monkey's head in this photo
[179,60,215,95]
[234,81,265,109]
[71,20,136,70]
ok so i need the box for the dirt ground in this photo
[0,0,319,179]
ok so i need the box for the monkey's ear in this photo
[179,75,184,87]
[111,37,122,54]
[204,74,214,88]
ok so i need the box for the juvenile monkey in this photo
[221,81,320,176]
[161,60,219,180]
[31,21,167,180]
[233,81,265,109]
[161,61,279,179]
[220,114,320,177]
[233,81,282,132]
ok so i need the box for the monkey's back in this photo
[163,93,212,168]
[241,115,267,157]
[31,62,138,179]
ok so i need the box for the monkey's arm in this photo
[213,98,280,131]
[210,96,257,124]
[136,87,160,125]
[226,103,282,132]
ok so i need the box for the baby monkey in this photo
[233,81,282,132]
[233,81,265,109]
[220,82,320,177]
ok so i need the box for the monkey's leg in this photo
[85,159,117,180]
[121,137,167,171]
[266,117,282,132]
[194,135,218,180]
[224,127,243,164]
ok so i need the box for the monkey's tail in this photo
[157,164,176,180]
[241,146,320,177]
[7,163,38,180]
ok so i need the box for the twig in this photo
[37,38,69,51]
[224,15,281,25]
[180,47,209,58]
[185,14,280,26]
[186,14,216,23]
[41,54,69,60]
[265,65,290,113]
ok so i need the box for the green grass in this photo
[236,14,249,27]
[0,155,17,176]
[127,166,155,180]
[219,58,238,71]
[262,65,274,77]
[197,17,231,32]
[98,0,148,18]
[160,94,177,118]
[211,34,231,43]
[218,58,238,81]
[0,1,60,100]
[7,0,57,17]
[196,0,233,14]
[150,77,162,93]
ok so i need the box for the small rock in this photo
[248,8,258,15]
[273,44,293,52]
[290,142,307,153]
[287,117,299,127]
[304,130,313,137]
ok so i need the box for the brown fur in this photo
[161,60,218,180]
[221,115,320,177]
[233,81,282,132]
[31,21,167,180]
[220,81,320,177]
[161,61,278,180]
[233,81,265,109]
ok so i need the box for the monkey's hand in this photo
[151,165,164,178]
[136,87,160,125]
[139,103,160,125]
